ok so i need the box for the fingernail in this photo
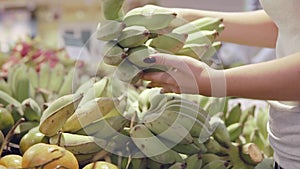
[143,57,156,63]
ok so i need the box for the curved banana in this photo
[144,113,194,145]
[204,137,229,156]
[201,41,222,62]
[100,0,125,20]
[130,124,183,164]
[38,63,51,90]
[22,98,42,122]
[49,132,107,155]
[210,116,231,148]
[123,5,177,31]
[57,68,76,97]
[11,65,31,102]
[27,67,39,91]
[172,17,223,34]
[62,97,121,133]
[225,103,242,127]
[0,79,12,96]
[74,77,98,96]
[149,32,188,53]
[185,153,202,169]
[176,43,210,60]
[117,26,150,48]
[185,30,218,45]
[227,122,243,142]
[115,58,142,83]
[39,93,83,136]
[97,20,126,41]
[48,63,65,93]
[101,40,127,66]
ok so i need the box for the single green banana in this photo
[39,93,83,136]
[117,26,150,48]
[185,153,202,169]
[0,79,12,96]
[149,32,188,53]
[185,30,218,45]
[12,65,31,102]
[130,124,183,164]
[172,17,223,34]
[21,98,42,122]
[100,0,125,20]
[176,43,210,60]
[255,108,269,139]
[225,103,242,126]
[38,63,51,90]
[123,5,177,31]
[49,132,107,155]
[169,162,186,169]
[57,68,76,97]
[48,63,65,93]
[62,97,120,133]
[227,122,243,142]
[210,116,231,148]
[115,58,142,83]
[97,20,126,41]
[204,137,229,156]
[101,40,127,66]
[201,160,228,169]
[0,90,22,107]
[171,142,202,155]
[144,113,194,145]
[242,115,257,142]
[200,153,229,167]
[201,41,222,61]
[239,105,256,126]
[28,67,39,91]
[77,77,109,107]
[74,77,98,96]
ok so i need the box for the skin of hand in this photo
[142,52,300,101]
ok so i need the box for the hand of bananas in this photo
[97,4,224,83]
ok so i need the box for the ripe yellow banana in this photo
[123,5,177,31]
[176,43,210,60]
[97,20,126,41]
[101,40,127,66]
[172,17,223,34]
[130,124,183,164]
[100,0,125,20]
[149,32,188,53]
[62,97,120,133]
[49,132,107,155]
[39,93,83,136]
[117,26,150,48]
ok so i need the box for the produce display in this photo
[0,1,274,169]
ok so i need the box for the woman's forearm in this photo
[172,8,278,48]
[223,52,300,101]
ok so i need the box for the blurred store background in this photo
[0,0,274,66]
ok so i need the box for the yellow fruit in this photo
[22,143,79,169]
[19,127,48,154]
[0,164,6,169]
[0,154,22,168]
[83,161,118,169]
[0,107,14,134]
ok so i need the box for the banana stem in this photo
[0,117,25,157]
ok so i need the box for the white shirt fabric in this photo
[259,0,300,168]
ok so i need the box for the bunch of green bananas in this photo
[97,3,224,83]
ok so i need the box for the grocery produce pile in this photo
[0,1,274,169]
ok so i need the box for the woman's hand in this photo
[141,53,227,96]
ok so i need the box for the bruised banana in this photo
[117,26,150,48]
[144,113,194,145]
[39,93,83,136]
[173,17,223,34]
[97,20,126,41]
[130,124,183,164]
[49,132,107,155]
[62,97,121,133]
[127,45,169,72]
[101,40,127,66]
[123,5,177,31]
[149,32,188,53]
[176,43,210,60]
[22,98,41,122]
[100,0,125,20]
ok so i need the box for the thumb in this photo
[143,53,185,70]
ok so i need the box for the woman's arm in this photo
[142,52,300,101]
[224,51,300,101]
[172,8,278,48]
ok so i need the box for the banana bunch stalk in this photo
[97,4,225,84]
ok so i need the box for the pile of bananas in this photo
[97,3,224,83]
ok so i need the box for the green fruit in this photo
[19,127,49,154]
[0,107,14,134]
